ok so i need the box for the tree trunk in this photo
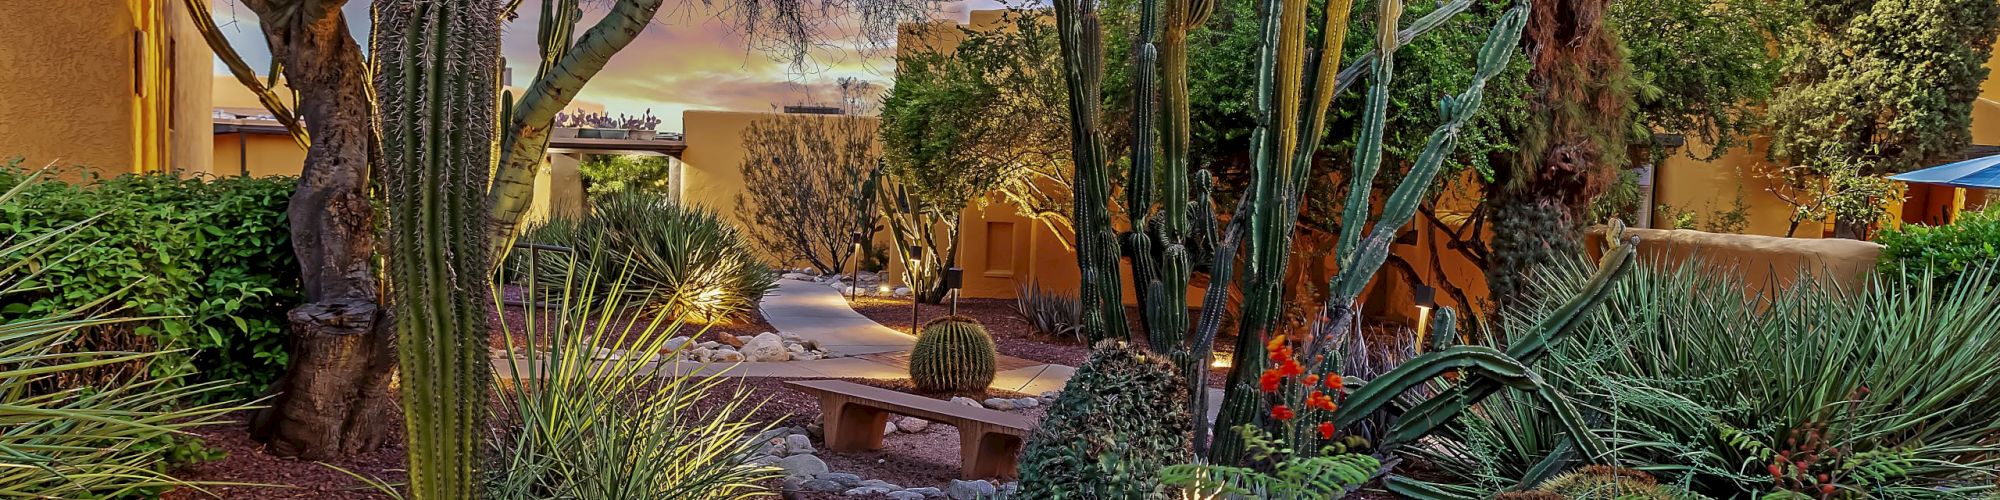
[245,3,397,460]
[1832,215,1868,240]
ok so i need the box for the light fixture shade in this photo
[1412,284,1437,309]
[944,268,964,289]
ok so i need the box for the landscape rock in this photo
[800,479,846,492]
[709,349,744,363]
[743,333,790,362]
[859,480,901,490]
[998,481,1018,498]
[783,434,815,455]
[884,420,899,434]
[782,272,817,281]
[904,487,944,498]
[663,336,693,352]
[1014,397,1040,409]
[949,396,981,408]
[893,287,912,297]
[843,486,892,496]
[895,417,930,433]
[946,479,997,500]
[820,472,864,487]
[981,398,1017,411]
[886,491,926,500]
[776,454,828,478]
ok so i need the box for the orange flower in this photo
[1326,374,1345,390]
[1270,405,1295,421]
[1306,391,1338,411]
[1276,358,1304,377]
[1301,374,1320,387]
[1265,334,1288,353]
[1318,421,1336,440]
[1259,370,1284,393]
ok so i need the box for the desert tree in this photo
[738,108,883,275]
[185,0,944,458]
[1769,0,2000,239]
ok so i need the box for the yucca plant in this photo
[490,255,778,499]
[1416,258,2000,497]
[521,192,777,322]
[0,167,247,497]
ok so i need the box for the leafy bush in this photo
[489,272,777,499]
[1876,205,1999,288]
[519,192,776,322]
[1161,425,1381,499]
[908,316,998,393]
[1423,257,2000,497]
[0,163,298,400]
[1018,342,1191,499]
[0,169,247,496]
[1014,280,1082,341]
[579,154,674,200]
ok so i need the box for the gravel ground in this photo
[163,412,407,499]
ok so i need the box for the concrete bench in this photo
[785,379,1035,479]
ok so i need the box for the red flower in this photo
[1259,370,1284,393]
[1819,484,1835,496]
[1276,358,1305,377]
[1318,421,1335,440]
[1270,405,1295,421]
[1326,374,1345,391]
[1301,374,1320,387]
[1306,391,1338,412]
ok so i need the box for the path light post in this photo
[1412,284,1437,353]
[944,267,963,316]
[848,230,866,303]
[907,245,922,335]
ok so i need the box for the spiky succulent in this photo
[908,316,999,393]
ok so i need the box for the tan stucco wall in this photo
[0,0,210,178]
[1586,227,1883,291]
[212,132,308,177]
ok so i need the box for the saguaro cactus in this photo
[375,0,500,497]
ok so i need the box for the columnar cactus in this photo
[1051,0,1634,475]
[374,1,499,497]
[908,316,999,393]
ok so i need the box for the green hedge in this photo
[0,165,299,400]
[1876,205,1999,287]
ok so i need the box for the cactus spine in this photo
[909,316,999,393]
[376,1,500,497]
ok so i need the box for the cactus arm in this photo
[183,0,310,149]
[1331,1,1403,268]
[488,0,666,264]
[375,1,499,497]
[1053,0,1130,343]
[1329,0,1477,97]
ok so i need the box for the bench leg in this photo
[960,430,1022,479]
[822,400,889,451]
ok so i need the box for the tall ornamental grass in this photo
[488,261,777,499]
[0,168,247,497]
[1423,258,2000,497]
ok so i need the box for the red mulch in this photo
[162,411,406,500]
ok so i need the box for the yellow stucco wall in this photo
[211,131,308,177]
[0,0,211,178]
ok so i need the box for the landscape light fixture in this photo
[847,230,866,303]
[944,267,964,316]
[907,245,923,336]
[1412,284,1438,353]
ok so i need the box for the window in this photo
[133,31,145,96]
[167,37,176,130]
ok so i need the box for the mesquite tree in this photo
[738,114,882,275]
[190,0,944,458]
[374,0,499,496]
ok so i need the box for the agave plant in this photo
[0,167,247,497]
[520,192,778,322]
[1015,279,1084,341]
[489,253,779,499]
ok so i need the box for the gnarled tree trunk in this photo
[243,1,397,460]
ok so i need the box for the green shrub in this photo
[908,316,998,393]
[519,192,776,321]
[0,168,248,496]
[0,163,298,400]
[1423,258,2000,497]
[489,272,778,498]
[1018,342,1191,499]
[1876,205,1999,288]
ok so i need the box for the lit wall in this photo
[0,0,211,178]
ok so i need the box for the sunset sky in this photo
[205,0,1011,130]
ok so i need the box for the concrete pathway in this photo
[760,280,914,356]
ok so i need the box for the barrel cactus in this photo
[908,316,998,393]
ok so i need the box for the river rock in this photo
[946,479,996,500]
[777,454,828,478]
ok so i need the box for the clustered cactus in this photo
[374,1,500,497]
[908,316,999,393]
[1018,342,1192,499]
[1496,465,1703,500]
[1048,0,1643,487]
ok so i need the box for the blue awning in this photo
[1889,153,2000,188]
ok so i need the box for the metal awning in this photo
[1890,150,2000,189]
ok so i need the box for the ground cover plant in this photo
[1421,257,2000,497]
